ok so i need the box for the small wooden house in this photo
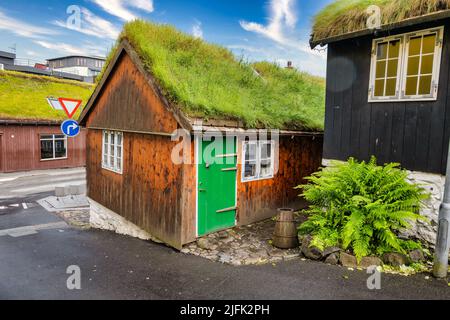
[79,21,324,249]
[0,71,91,173]
[310,1,450,243]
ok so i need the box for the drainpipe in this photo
[433,141,450,278]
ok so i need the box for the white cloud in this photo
[34,40,107,57]
[91,0,154,21]
[53,7,120,40]
[239,0,326,60]
[227,44,263,53]
[0,9,57,39]
[192,20,203,39]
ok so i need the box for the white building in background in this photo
[47,55,106,77]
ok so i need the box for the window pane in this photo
[41,140,54,159]
[260,142,272,159]
[422,34,436,54]
[104,131,108,144]
[388,40,400,58]
[54,135,65,139]
[41,135,53,140]
[409,36,422,56]
[260,159,272,177]
[375,60,386,78]
[419,75,432,95]
[405,76,418,95]
[377,42,387,60]
[374,79,385,96]
[245,143,257,161]
[385,78,397,96]
[244,161,257,178]
[421,54,434,74]
[387,59,398,77]
[117,133,122,146]
[54,140,67,158]
[407,56,420,75]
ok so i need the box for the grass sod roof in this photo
[99,20,325,131]
[0,70,93,121]
[311,0,450,46]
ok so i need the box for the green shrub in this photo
[297,157,429,262]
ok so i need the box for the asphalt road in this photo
[0,168,86,200]
[0,193,449,300]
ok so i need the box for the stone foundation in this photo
[321,159,442,246]
[89,198,162,243]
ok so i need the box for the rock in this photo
[283,253,300,261]
[301,235,323,260]
[359,256,383,269]
[382,252,409,266]
[197,238,215,250]
[218,231,229,239]
[324,252,340,265]
[323,246,341,257]
[218,253,232,264]
[409,249,425,263]
[340,252,358,268]
[180,248,190,254]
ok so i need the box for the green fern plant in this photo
[297,157,429,262]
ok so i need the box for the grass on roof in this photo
[312,0,450,44]
[0,70,93,121]
[101,20,325,131]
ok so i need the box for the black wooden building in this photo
[311,9,450,175]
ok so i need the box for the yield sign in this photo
[58,98,82,119]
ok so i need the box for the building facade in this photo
[47,56,106,77]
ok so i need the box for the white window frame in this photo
[368,26,444,102]
[241,140,275,182]
[102,130,123,174]
[40,134,67,161]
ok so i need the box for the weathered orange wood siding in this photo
[236,135,323,225]
[87,130,184,248]
[84,52,185,248]
[0,125,86,173]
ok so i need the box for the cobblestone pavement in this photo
[55,210,90,229]
[182,216,306,266]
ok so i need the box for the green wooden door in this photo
[198,136,237,236]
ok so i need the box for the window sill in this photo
[40,157,68,162]
[101,165,123,175]
[241,175,274,183]
[368,97,437,103]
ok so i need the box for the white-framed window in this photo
[102,130,123,174]
[369,26,443,102]
[242,140,275,182]
[40,134,67,160]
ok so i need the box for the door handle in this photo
[199,188,206,192]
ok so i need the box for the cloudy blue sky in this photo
[0,0,334,76]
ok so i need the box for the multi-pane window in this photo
[373,39,401,97]
[405,33,437,96]
[102,130,123,174]
[242,140,275,181]
[40,134,67,160]
[369,27,443,101]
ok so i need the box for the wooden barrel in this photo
[272,208,299,249]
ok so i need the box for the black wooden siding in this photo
[323,19,450,175]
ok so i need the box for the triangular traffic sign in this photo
[58,98,82,119]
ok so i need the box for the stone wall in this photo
[321,159,443,246]
[89,198,162,243]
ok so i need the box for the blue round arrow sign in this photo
[61,119,80,137]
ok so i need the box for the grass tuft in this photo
[312,0,450,44]
[0,71,93,121]
[99,20,325,131]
